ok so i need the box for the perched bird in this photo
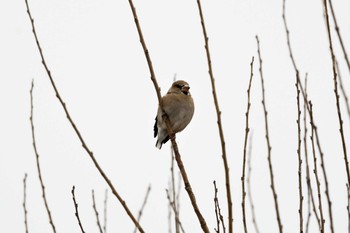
[154,80,195,149]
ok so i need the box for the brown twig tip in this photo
[256,35,283,233]
[195,0,232,232]
[241,56,255,233]
[71,186,86,233]
[23,173,29,233]
[25,1,145,231]
[29,79,57,233]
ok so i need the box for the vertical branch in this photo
[256,35,283,233]
[302,75,321,233]
[327,0,350,74]
[23,173,29,233]
[92,190,104,233]
[126,1,209,232]
[247,133,260,233]
[195,1,232,232]
[133,185,152,233]
[322,1,349,230]
[71,186,86,233]
[347,184,350,233]
[309,102,325,233]
[295,71,303,233]
[103,189,108,233]
[29,80,57,233]
[241,57,255,233]
[24,1,145,232]
[170,149,180,233]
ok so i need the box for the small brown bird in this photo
[154,80,195,149]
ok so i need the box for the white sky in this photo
[1,0,350,232]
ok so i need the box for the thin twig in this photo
[29,80,57,233]
[23,173,29,233]
[126,1,209,232]
[247,133,260,233]
[92,190,103,233]
[241,57,255,233]
[71,186,86,233]
[302,75,321,233]
[327,0,350,74]
[24,2,145,232]
[166,190,186,233]
[309,102,325,233]
[322,1,349,231]
[195,1,232,231]
[133,185,151,233]
[347,184,350,233]
[213,181,226,233]
[103,189,108,233]
[170,148,179,233]
[256,35,283,233]
[295,70,303,233]
[335,60,350,123]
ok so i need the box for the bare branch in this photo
[92,190,103,233]
[335,60,350,123]
[309,102,325,233]
[213,181,226,233]
[103,189,108,233]
[247,133,260,233]
[133,185,152,233]
[126,1,209,232]
[23,173,29,233]
[241,57,255,233]
[256,35,283,233]
[166,189,186,233]
[29,80,57,233]
[24,1,145,232]
[194,1,232,231]
[71,186,86,233]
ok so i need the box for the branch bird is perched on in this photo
[154,80,195,149]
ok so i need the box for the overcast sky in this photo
[1,0,350,232]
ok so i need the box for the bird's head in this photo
[169,80,191,95]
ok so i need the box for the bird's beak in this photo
[181,85,190,93]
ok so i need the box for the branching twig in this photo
[247,133,260,233]
[241,57,255,233]
[256,35,283,233]
[195,1,232,231]
[24,2,145,232]
[92,190,103,233]
[170,148,179,233]
[133,185,151,233]
[29,80,57,233]
[309,102,325,233]
[71,186,86,233]
[126,1,209,232]
[23,173,29,233]
[302,75,321,233]
[213,181,226,233]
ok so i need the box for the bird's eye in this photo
[176,84,183,89]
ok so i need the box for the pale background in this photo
[1,0,350,232]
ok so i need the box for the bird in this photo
[154,80,194,149]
